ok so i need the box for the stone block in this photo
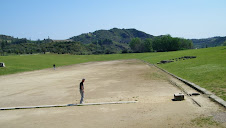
[174,93,184,101]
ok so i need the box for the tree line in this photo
[129,35,193,53]
[0,38,122,55]
[0,35,193,56]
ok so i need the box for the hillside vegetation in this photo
[191,36,226,48]
[70,28,153,44]
[0,46,225,100]
[0,28,192,55]
[1,28,226,56]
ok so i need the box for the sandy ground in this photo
[0,59,225,128]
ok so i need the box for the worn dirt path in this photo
[0,60,225,128]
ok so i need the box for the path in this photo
[0,60,225,128]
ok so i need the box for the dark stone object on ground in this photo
[160,60,174,64]
[174,93,184,101]
[157,56,196,64]
[0,62,5,67]
[184,56,196,59]
[191,93,200,96]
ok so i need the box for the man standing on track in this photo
[80,78,85,104]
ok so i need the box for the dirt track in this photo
[0,60,225,128]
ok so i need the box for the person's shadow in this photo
[67,104,77,106]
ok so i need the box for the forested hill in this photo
[0,28,225,55]
[0,35,16,41]
[69,28,154,44]
[191,36,226,48]
[69,28,226,48]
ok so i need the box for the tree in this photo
[223,41,226,46]
[104,48,115,54]
[152,35,193,52]
[169,37,180,51]
[143,38,153,52]
[179,39,193,49]
[41,47,47,54]
[121,49,128,53]
[129,38,143,53]
[0,41,7,56]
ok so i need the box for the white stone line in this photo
[0,101,138,110]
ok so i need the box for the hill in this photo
[0,28,155,54]
[69,28,154,44]
[69,28,226,48]
[69,28,194,53]
[191,36,226,48]
[1,28,226,55]
[0,35,17,41]
[2,29,226,49]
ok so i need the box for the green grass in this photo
[0,46,226,100]
[144,47,226,101]
[0,54,136,75]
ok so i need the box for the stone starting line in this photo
[0,101,138,110]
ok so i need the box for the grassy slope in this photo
[142,47,226,100]
[0,46,225,100]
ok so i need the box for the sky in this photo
[0,0,226,40]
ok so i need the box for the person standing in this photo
[53,64,56,70]
[80,78,85,104]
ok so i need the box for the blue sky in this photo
[0,0,226,40]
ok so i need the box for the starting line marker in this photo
[0,101,138,110]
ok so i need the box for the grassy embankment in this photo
[142,46,226,100]
[0,46,225,100]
